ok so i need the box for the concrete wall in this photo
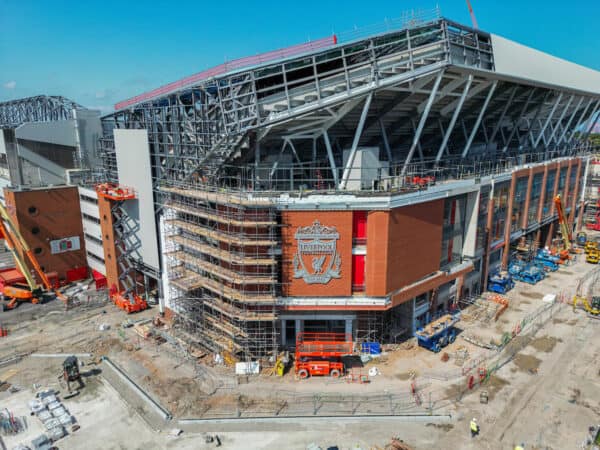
[114,129,160,271]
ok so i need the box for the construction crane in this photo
[554,194,573,257]
[0,202,66,309]
[465,0,479,29]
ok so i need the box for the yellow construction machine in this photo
[586,248,600,264]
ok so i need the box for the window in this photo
[79,194,98,205]
[82,213,101,225]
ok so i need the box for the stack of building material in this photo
[30,390,76,444]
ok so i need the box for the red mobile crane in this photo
[295,332,353,379]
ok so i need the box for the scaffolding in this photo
[163,185,280,361]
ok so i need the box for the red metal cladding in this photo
[352,254,365,287]
[115,35,337,110]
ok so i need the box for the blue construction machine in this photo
[416,313,460,353]
[487,271,515,294]
[533,250,559,272]
[509,261,545,284]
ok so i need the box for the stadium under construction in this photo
[8,14,599,362]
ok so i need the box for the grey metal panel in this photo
[114,129,160,271]
[491,34,600,95]
[74,109,102,168]
[0,130,6,155]
[15,120,77,147]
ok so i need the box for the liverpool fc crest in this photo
[293,220,341,284]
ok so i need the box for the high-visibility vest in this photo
[470,421,478,432]
[514,446,524,450]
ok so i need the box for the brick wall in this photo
[281,211,353,297]
[4,186,86,280]
[366,200,444,297]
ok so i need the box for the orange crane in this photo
[0,202,66,309]
[554,194,572,260]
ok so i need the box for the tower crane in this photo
[465,0,479,29]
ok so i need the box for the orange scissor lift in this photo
[294,332,353,379]
[96,183,147,314]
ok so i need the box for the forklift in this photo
[62,356,84,395]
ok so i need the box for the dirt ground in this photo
[0,253,599,449]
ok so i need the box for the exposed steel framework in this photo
[0,95,83,129]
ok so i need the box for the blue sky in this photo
[1,0,599,114]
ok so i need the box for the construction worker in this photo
[514,444,525,450]
[470,418,479,437]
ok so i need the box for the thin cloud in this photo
[3,81,16,89]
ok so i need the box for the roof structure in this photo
[100,15,600,190]
[0,95,83,129]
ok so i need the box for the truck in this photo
[294,332,353,379]
[415,313,460,353]
[487,272,514,294]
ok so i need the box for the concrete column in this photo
[521,169,534,229]
[295,319,302,336]
[502,174,517,269]
[569,159,582,226]
[537,165,549,224]
[281,319,287,345]
[546,164,563,248]
[576,200,585,232]
[563,160,573,202]
[454,275,464,308]
[482,196,495,291]
[345,319,352,337]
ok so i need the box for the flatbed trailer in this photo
[415,314,460,353]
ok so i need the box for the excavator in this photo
[0,202,66,309]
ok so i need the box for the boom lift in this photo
[553,195,572,261]
[0,202,66,309]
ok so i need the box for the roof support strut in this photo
[534,93,563,148]
[400,70,444,176]
[462,81,497,158]
[435,75,473,162]
[323,130,339,187]
[340,93,373,190]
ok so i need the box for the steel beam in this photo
[547,94,573,146]
[435,75,473,162]
[558,96,584,145]
[489,85,518,143]
[340,93,373,189]
[379,118,393,162]
[323,130,339,186]
[461,81,497,158]
[534,93,563,148]
[400,70,444,176]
